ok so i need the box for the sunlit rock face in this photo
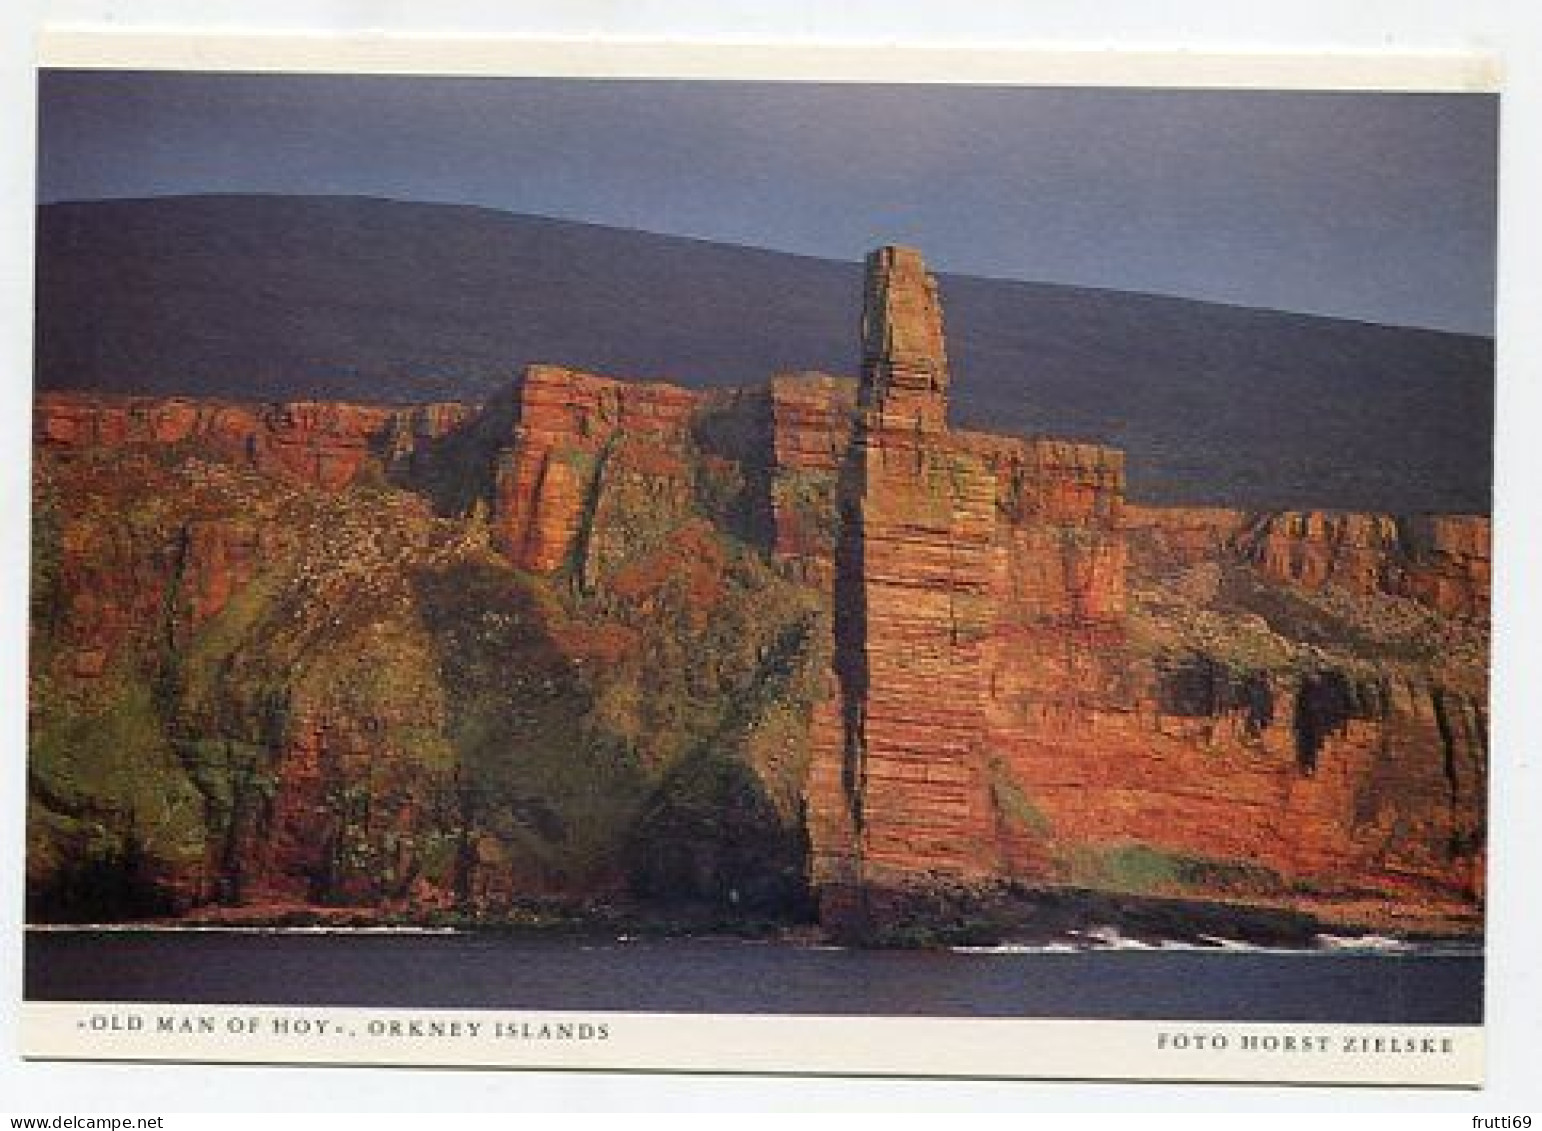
[805,247,1485,940]
[28,245,1486,939]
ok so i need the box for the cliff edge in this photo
[28,246,1487,941]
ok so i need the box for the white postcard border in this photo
[36,30,1500,92]
[13,30,1505,1094]
[19,1003,1484,1088]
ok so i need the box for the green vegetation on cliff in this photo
[28,425,831,923]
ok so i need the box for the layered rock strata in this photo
[28,245,1489,937]
[36,392,474,491]
[809,249,1011,926]
[803,247,1485,937]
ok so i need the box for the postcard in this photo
[20,34,1496,1086]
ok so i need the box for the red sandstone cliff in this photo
[802,247,1486,938]
[28,246,1489,938]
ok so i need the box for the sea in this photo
[23,927,1483,1023]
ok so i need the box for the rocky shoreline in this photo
[43,883,1478,955]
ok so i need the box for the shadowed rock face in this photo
[28,246,1487,939]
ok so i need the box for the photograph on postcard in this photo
[22,66,1495,1080]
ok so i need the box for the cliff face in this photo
[799,250,1485,939]
[36,392,481,491]
[31,375,829,920]
[28,246,1489,938]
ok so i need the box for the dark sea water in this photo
[23,930,1483,1023]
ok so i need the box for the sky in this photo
[36,71,1498,335]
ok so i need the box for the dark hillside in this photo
[35,195,1493,512]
